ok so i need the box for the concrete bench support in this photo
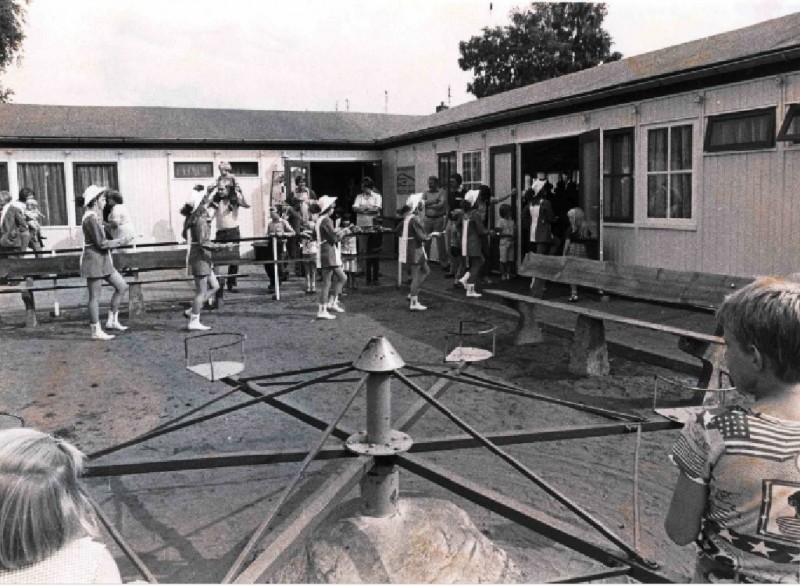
[128,272,146,320]
[502,298,544,345]
[21,278,37,328]
[569,314,610,376]
[678,336,728,397]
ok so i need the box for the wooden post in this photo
[569,315,609,376]
[128,271,145,320]
[21,277,36,328]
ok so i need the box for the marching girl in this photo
[398,192,437,311]
[300,203,321,295]
[457,189,487,298]
[181,188,229,331]
[77,185,131,340]
[315,196,354,320]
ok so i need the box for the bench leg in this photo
[504,299,544,345]
[569,315,609,376]
[21,278,37,328]
[128,282,145,320]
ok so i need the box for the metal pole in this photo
[272,236,280,300]
[366,373,391,445]
[362,372,398,517]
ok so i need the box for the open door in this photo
[578,129,602,260]
[489,145,517,272]
[284,161,312,201]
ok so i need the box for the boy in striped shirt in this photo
[666,277,800,582]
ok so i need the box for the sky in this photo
[3,0,800,115]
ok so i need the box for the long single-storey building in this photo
[2,12,800,277]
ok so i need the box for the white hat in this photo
[464,189,480,206]
[318,195,337,213]
[82,185,106,207]
[405,192,424,211]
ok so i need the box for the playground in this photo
[0,269,729,582]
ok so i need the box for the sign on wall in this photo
[396,166,416,196]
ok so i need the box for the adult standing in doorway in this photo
[77,185,131,340]
[287,175,316,276]
[551,171,579,255]
[522,183,554,290]
[211,161,250,297]
[422,176,448,274]
[352,177,382,286]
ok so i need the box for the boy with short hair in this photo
[666,276,800,583]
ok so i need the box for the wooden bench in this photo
[485,254,754,389]
[0,246,250,327]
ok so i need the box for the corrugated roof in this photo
[0,104,425,144]
[1,12,799,146]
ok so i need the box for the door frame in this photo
[578,129,602,260]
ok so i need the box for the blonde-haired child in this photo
[0,428,121,582]
[562,207,592,301]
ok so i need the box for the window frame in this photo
[173,161,214,180]
[602,127,635,224]
[777,103,800,143]
[644,122,695,226]
[703,107,776,153]
[0,162,8,192]
[461,150,482,191]
[229,161,259,177]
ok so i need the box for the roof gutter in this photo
[0,136,384,149]
[379,45,800,147]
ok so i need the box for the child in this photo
[339,215,358,293]
[264,206,295,292]
[494,204,515,281]
[665,277,800,583]
[300,203,321,295]
[562,207,592,301]
[24,198,46,251]
[0,428,122,582]
[446,208,464,288]
[105,190,136,243]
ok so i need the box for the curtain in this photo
[709,113,771,148]
[18,163,68,226]
[73,164,119,225]
[0,163,8,191]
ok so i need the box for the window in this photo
[0,162,8,192]
[704,107,775,152]
[461,151,482,191]
[230,161,258,176]
[777,104,800,142]
[647,125,692,219]
[174,162,213,179]
[603,128,634,223]
[438,151,456,187]
[17,163,68,226]
[73,163,119,226]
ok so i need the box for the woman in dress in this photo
[457,190,488,298]
[0,427,122,583]
[181,188,226,331]
[398,192,436,311]
[78,185,130,340]
[315,196,353,320]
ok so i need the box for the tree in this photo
[458,3,622,99]
[0,0,29,103]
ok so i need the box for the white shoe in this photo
[458,272,471,286]
[316,310,336,320]
[91,324,115,340]
[329,301,345,313]
[188,314,211,331]
[106,320,128,331]
[466,285,482,298]
[410,299,427,311]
